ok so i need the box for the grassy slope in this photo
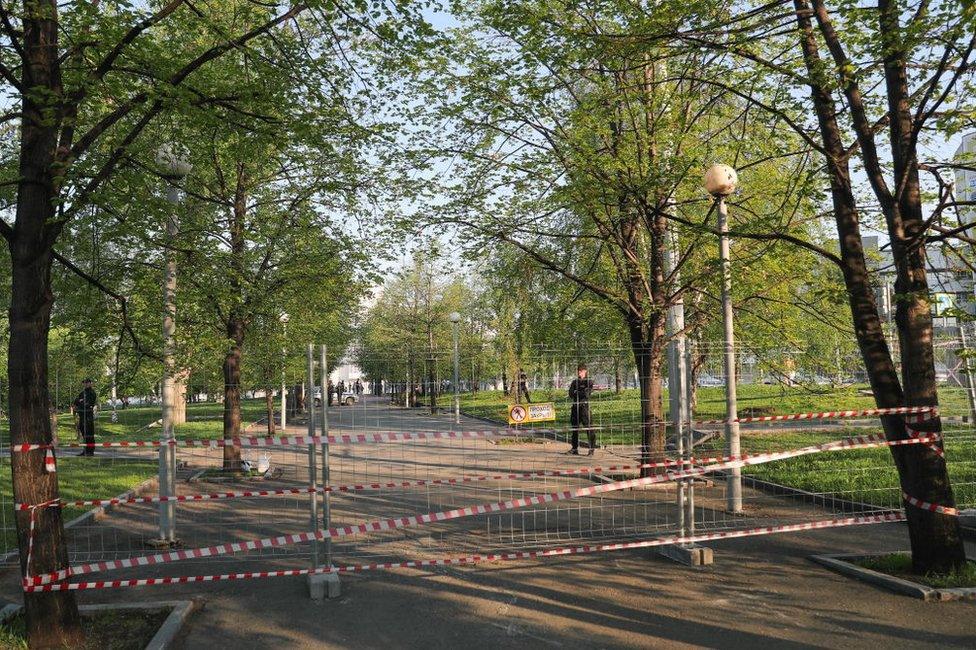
[0,400,268,552]
[461,386,976,510]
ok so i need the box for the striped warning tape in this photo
[687,405,937,426]
[9,429,501,453]
[13,433,941,511]
[8,405,941,453]
[21,433,940,587]
[901,492,960,516]
[23,512,908,592]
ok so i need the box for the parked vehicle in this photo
[313,388,359,407]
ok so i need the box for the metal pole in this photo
[665,224,690,539]
[959,321,976,424]
[158,183,180,544]
[452,321,461,424]
[306,344,319,569]
[281,319,288,430]
[319,345,332,568]
[718,195,742,513]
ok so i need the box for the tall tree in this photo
[0,0,430,642]
[662,0,975,572]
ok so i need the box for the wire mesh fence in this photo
[2,343,973,591]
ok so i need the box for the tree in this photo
[0,0,430,642]
[660,0,974,573]
[411,0,823,471]
[357,249,472,406]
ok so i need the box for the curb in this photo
[0,599,200,649]
[810,552,976,601]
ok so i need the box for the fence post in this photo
[306,344,319,573]
[312,343,340,598]
[319,344,332,569]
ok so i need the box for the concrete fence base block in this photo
[658,544,713,566]
[308,573,341,600]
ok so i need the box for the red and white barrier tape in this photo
[9,405,942,453]
[10,429,502,453]
[688,405,937,426]
[23,512,908,592]
[14,434,941,512]
[22,432,940,587]
[902,492,959,516]
[23,499,67,585]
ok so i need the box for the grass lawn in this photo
[0,607,170,649]
[0,457,157,553]
[853,553,976,588]
[0,399,270,446]
[0,399,268,554]
[461,387,975,511]
[460,384,974,428]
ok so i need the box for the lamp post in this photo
[450,311,461,424]
[156,143,191,545]
[280,312,289,429]
[704,163,741,513]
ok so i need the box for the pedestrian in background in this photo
[72,378,98,456]
[568,364,594,455]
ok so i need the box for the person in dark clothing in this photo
[327,380,334,406]
[72,378,97,456]
[568,364,594,455]
[518,369,531,403]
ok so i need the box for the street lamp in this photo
[450,311,461,425]
[704,163,742,514]
[280,312,290,430]
[155,143,190,546]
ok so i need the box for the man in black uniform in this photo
[518,369,531,403]
[568,364,594,455]
[72,378,97,456]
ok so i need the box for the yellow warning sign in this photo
[507,402,556,425]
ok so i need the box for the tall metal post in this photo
[451,314,461,424]
[306,344,320,568]
[158,183,181,544]
[319,344,332,569]
[280,314,289,430]
[959,321,976,424]
[718,195,742,513]
[665,225,691,540]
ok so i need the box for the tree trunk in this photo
[6,3,85,637]
[222,317,245,471]
[630,324,665,476]
[794,0,965,573]
[8,187,83,646]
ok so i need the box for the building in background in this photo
[956,133,976,223]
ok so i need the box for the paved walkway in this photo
[1,397,973,647]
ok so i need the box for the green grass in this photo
[0,399,268,554]
[461,388,975,510]
[47,399,269,445]
[0,457,156,552]
[736,428,976,509]
[0,608,170,649]
[854,553,976,588]
[461,384,974,429]
[0,399,269,446]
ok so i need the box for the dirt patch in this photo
[0,608,170,650]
